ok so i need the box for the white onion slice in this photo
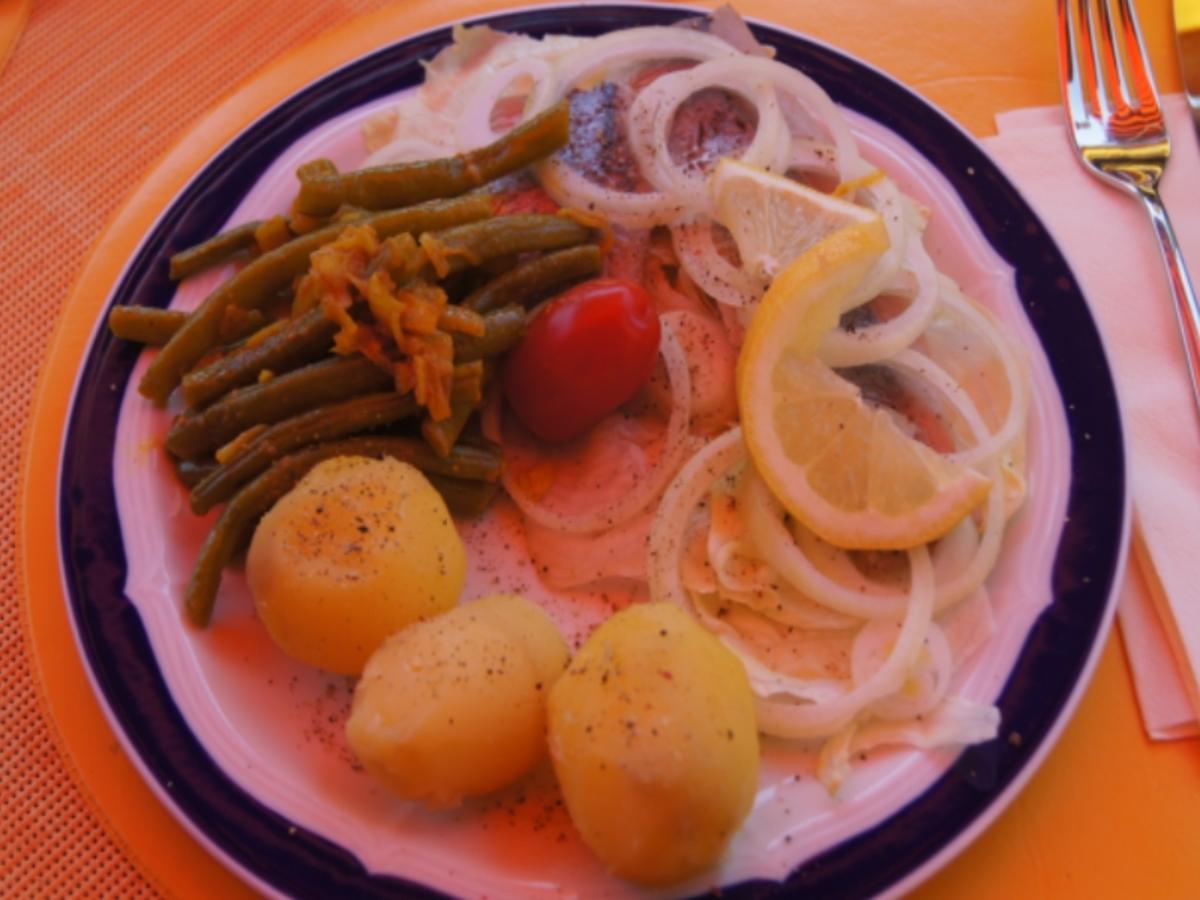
[815,722,858,793]
[818,694,999,792]
[741,461,1006,618]
[690,593,855,700]
[536,160,682,230]
[648,426,745,611]
[456,57,553,151]
[524,26,742,116]
[929,278,1030,470]
[716,582,858,631]
[715,56,862,181]
[647,429,831,697]
[818,221,939,367]
[628,56,791,206]
[788,137,841,179]
[849,695,1001,755]
[520,29,742,227]
[852,620,952,721]
[752,545,934,740]
[647,428,836,700]
[670,217,765,308]
[502,315,692,534]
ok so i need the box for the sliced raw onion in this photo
[815,722,858,793]
[648,426,745,611]
[818,219,939,367]
[502,315,692,534]
[741,462,1006,618]
[852,620,952,721]
[456,57,553,151]
[928,278,1030,470]
[691,592,855,700]
[818,694,999,791]
[848,695,1000,756]
[670,216,765,308]
[628,56,792,206]
[707,55,862,181]
[522,29,742,227]
[646,428,833,698]
[523,26,742,116]
[715,582,858,631]
[536,44,866,226]
[752,545,934,740]
[788,137,841,179]
[741,338,1008,617]
[536,160,682,230]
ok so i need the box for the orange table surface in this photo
[8,1,1200,897]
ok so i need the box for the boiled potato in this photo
[246,455,465,675]
[346,593,569,808]
[547,602,759,886]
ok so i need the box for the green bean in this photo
[294,101,570,217]
[108,306,189,345]
[254,215,292,253]
[296,158,338,180]
[216,307,270,345]
[139,194,493,406]
[453,305,526,363]
[181,308,337,410]
[166,355,393,460]
[169,221,261,281]
[427,215,593,276]
[421,394,477,459]
[463,244,602,313]
[185,434,504,626]
[175,458,218,488]
[188,391,420,514]
[423,473,501,518]
[186,444,322,626]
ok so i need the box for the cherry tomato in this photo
[503,278,661,443]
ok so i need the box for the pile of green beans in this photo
[105,97,606,626]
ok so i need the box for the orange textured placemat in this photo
[0,2,397,896]
[8,1,1200,899]
[0,0,30,76]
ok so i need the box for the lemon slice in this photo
[737,220,991,550]
[711,157,881,282]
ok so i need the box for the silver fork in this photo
[1058,0,1200,418]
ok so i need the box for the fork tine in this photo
[1093,0,1132,114]
[1057,0,1095,127]
[1080,0,1114,119]
[1112,0,1161,113]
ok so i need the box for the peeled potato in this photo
[346,593,569,808]
[246,455,465,675]
[548,602,759,886]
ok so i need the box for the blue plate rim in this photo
[55,4,1129,898]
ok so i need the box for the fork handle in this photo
[1136,186,1200,422]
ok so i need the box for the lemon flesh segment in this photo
[710,157,881,282]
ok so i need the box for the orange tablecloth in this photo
[7,1,1199,897]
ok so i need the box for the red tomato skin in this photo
[502,278,661,443]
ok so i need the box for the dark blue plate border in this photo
[58,5,1126,898]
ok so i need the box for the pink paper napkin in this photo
[982,95,1200,740]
